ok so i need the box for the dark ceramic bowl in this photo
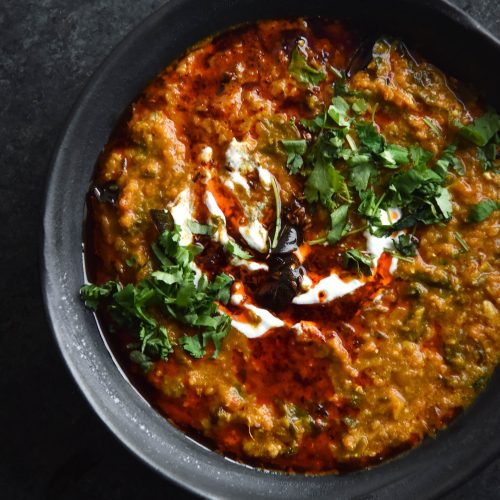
[41,0,500,498]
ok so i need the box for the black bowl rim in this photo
[41,1,500,498]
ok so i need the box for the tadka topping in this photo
[81,19,500,473]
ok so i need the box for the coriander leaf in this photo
[125,256,137,267]
[81,226,234,364]
[186,220,214,236]
[226,240,253,259]
[180,334,205,358]
[358,189,383,223]
[352,98,368,115]
[434,187,453,219]
[435,145,464,177]
[342,249,374,276]
[349,163,375,192]
[80,281,121,310]
[457,111,500,146]
[327,204,350,244]
[304,160,347,209]
[356,122,384,154]
[328,96,350,127]
[379,144,408,168]
[477,143,498,172]
[467,199,500,222]
[389,167,441,198]
[281,139,307,174]
[300,114,326,132]
[409,145,432,169]
[392,234,418,256]
[281,139,307,154]
[288,46,326,86]
[209,273,233,304]
[129,350,154,373]
[150,209,175,233]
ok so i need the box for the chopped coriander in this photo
[409,145,432,169]
[457,110,500,147]
[467,199,500,223]
[129,350,154,372]
[453,231,470,253]
[281,139,307,174]
[327,204,350,244]
[328,96,351,127]
[435,145,464,177]
[341,249,374,276]
[226,240,253,259]
[352,98,368,115]
[304,160,348,209]
[349,163,376,192]
[355,122,384,154]
[80,281,120,310]
[180,334,205,358]
[477,143,499,172]
[288,45,326,86]
[392,234,418,256]
[187,220,215,236]
[80,225,234,366]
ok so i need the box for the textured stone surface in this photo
[0,1,498,499]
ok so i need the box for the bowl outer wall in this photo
[41,0,500,498]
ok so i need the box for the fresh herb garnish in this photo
[328,96,351,127]
[281,139,307,174]
[392,234,418,257]
[341,249,374,276]
[288,44,326,86]
[80,225,234,368]
[226,240,253,259]
[435,144,464,177]
[352,98,368,115]
[457,110,500,147]
[467,199,500,223]
[423,117,441,136]
[187,220,215,236]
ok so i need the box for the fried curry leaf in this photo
[342,249,374,276]
[457,111,500,147]
[288,45,326,86]
[467,199,500,223]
